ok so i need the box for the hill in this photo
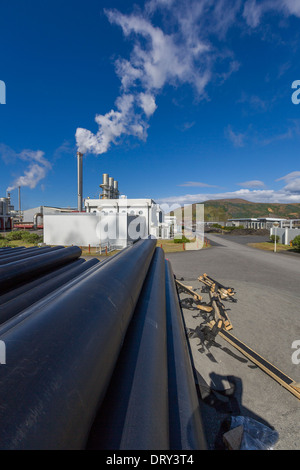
[172,198,300,222]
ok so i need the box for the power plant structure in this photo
[43,151,177,249]
[99,173,119,200]
[0,193,15,231]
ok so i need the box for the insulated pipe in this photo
[86,247,169,450]
[33,213,43,230]
[0,238,156,449]
[165,260,207,450]
[0,258,100,325]
[0,246,64,265]
[0,246,82,293]
[0,258,86,306]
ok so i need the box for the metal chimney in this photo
[18,186,21,212]
[109,177,114,199]
[77,152,83,212]
[113,180,119,199]
[100,174,109,199]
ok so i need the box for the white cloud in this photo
[225,125,246,147]
[75,0,300,156]
[237,180,266,188]
[276,171,300,194]
[157,188,300,206]
[178,181,218,187]
[243,0,300,28]
[76,0,243,155]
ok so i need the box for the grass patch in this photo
[248,242,295,252]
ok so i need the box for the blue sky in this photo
[1,0,300,211]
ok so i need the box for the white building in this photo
[85,196,174,239]
[227,217,290,229]
[44,212,139,250]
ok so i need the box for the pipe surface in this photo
[0,246,82,293]
[0,258,86,306]
[0,246,28,256]
[0,246,64,265]
[0,238,156,449]
[165,259,207,450]
[86,247,169,450]
[0,247,131,336]
[0,258,100,325]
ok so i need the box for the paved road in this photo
[166,234,300,450]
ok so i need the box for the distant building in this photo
[17,206,77,229]
[226,217,294,229]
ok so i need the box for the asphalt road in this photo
[166,234,300,450]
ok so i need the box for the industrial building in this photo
[43,153,176,249]
[19,206,78,230]
[227,217,297,229]
[0,193,15,231]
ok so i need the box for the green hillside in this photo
[173,199,300,222]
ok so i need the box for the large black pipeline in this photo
[0,258,86,306]
[86,247,169,450]
[0,247,132,334]
[0,246,82,293]
[0,246,27,257]
[0,246,64,265]
[165,259,207,450]
[0,238,156,449]
[0,258,100,325]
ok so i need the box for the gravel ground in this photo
[166,234,300,450]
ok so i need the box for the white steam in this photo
[76,0,300,155]
[1,146,52,192]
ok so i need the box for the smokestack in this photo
[77,152,83,212]
[18,186,21,212]
[100,174,109,199]
[113,180,119,199]
[109,177,114,199]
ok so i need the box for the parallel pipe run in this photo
[0,258,100,326]
[0,247,27,257]
[0,238,156,449]
[0,258,86,306]
[0,246,82,293]
[87,247,169,450]
[0,247,132,337]
[0,246,64,265]
[165,260,207,450]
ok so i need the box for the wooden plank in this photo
[209,323,300,401]
[209,292,233,331]
[175,280,203,301]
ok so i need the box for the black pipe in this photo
[0,247,27,256]
[0,258,100,325]
[0,258,86,306]
[0,238,156,449]
[86,247,169,450]
[0,246,82,293]
[0,246,64,265]
[0,248,130,332]
[165,259,207,450]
